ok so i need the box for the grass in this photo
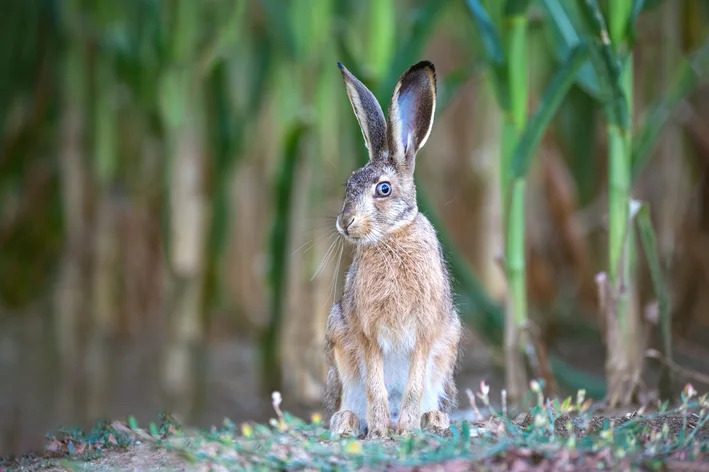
[4,384,709,471]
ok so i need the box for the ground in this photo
[3,386,709,471]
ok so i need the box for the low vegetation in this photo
[3,384,709,471]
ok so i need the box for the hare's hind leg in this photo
[325,365,365,437]
[421,334,460,434]
[325,303,365,437]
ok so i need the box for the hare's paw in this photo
[422,410,450,435]
[329,410,361,438]
[396,408,422,435]
[366,423,391,439]
[366,406,393,439]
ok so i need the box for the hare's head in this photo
[335,61,436,245]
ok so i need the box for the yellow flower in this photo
[241,423,253,438]
[345,441,362,454]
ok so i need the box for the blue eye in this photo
[375,181,392,197]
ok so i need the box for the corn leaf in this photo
[258,0,297,59]
[369,0,396,79]
[626,0,646,46]
[504,0,532,17]
[540,0,603,99]
[437,63,485,112]
[577,0,630,129]
[631,40,709,180]
[634,200,672,399]
[263,120,310,391]
[465,0,505,65]
[464,0,509,110]
[511,43,589,179]
[376,0,448,104]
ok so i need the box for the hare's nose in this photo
[339,211,355,234]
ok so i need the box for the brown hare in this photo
[323,60,462,439]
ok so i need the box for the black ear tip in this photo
[410,60,435,74]
[337,62,346,71]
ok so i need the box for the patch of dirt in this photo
[39,444,185,472]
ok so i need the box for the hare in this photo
[323,60,462,439]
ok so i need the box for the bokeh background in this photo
[1,0,709,455]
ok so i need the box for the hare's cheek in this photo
[372,197,394,215]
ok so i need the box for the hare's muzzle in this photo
[336,209,355,237]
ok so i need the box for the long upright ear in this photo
[337,62,387,161]
[386,61,437,172]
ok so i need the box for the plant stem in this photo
[502,8,530,402]
[605,0,639,407]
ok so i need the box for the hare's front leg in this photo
[396,342,430,434]
[363,340,391,438]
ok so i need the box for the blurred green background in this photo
[1,0,709,456]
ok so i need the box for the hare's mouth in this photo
[336,215,375,244]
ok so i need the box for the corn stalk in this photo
[467,0,589,402]
[87,46,119,421]
[501,0,531,403]
[55,0,88,423]
[574,0,642,407]
[159,0,207,416]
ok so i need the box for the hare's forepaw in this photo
[366,404,392,439]
[422,410,450,435]
[396,408,422,435]
[366,423,390,439]
[329,410,361,438]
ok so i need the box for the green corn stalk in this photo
[540,0,708,402]
[466,0,532,401]
[467,0,600,401]
[201,0,252,326]
[368,0,396,79]
[87,43,118,420]
[578,0,640,407]
[263,121,310,393]
[158,0,208,418]
[501,0,532,403]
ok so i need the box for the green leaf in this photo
[511,43,590,179]
[262,120,311,392]
[578,0,629,129]
[335,32,370,91]
[436,64,484,112]
[626,0,646,46]
[631,40,709,180]
[258,0,297,59]
[504,0,532,17]
[369,0,396,79]
[634,200,672,398]
[464,0,509,110]
[465,0,505,66]
[540,0,602,98]
[376,0,448,103]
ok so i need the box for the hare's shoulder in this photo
[409,213,448,263]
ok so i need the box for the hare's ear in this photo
[386,61,436,172]
[337,62,387,161]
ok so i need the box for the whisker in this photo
[295,229,337,257]
[311,237,339,281]
[292,240,314,256]
[331,239,344,306]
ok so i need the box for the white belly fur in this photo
[338,329,446,433]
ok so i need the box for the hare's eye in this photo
[375,181,392,197]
